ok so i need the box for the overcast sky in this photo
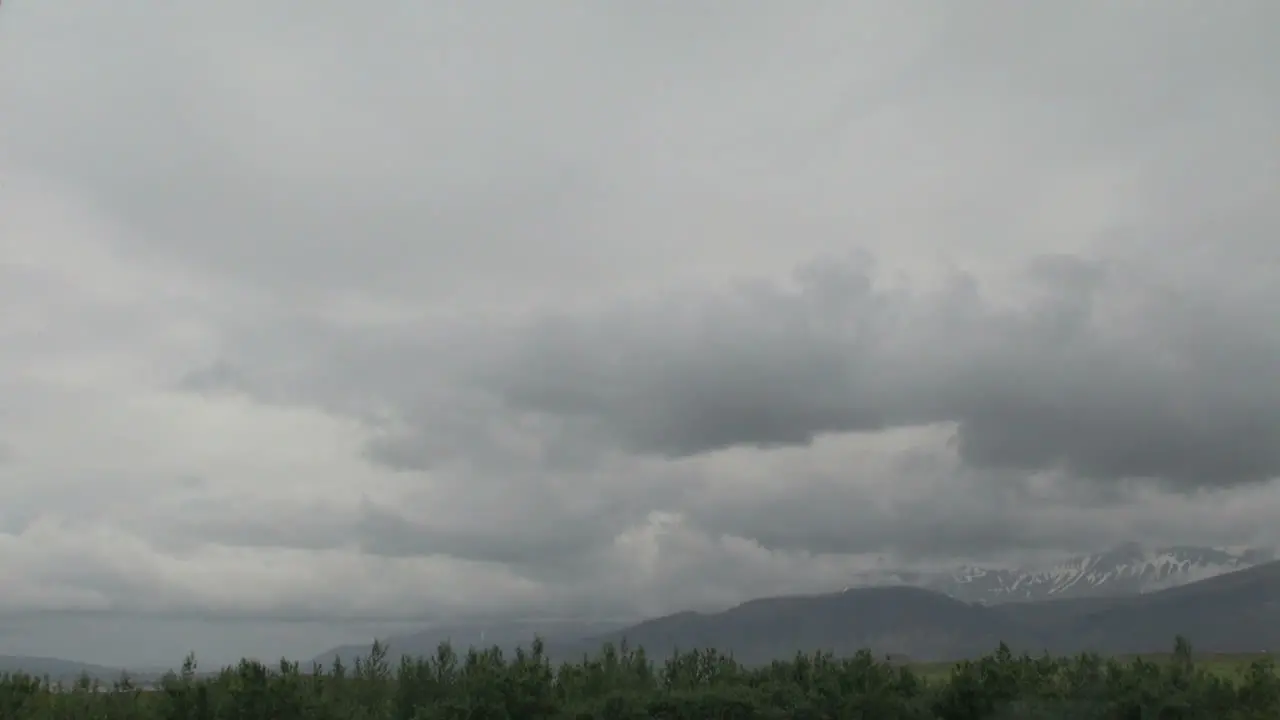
[2,0,1279,668]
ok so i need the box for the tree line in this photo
[1,636,1277,719]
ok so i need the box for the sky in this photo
[2,0,1279,668]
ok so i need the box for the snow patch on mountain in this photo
[848,544,1275,604]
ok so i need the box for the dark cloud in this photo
[462,252,1280,488]
[178,360,255,397]
[4,0,1280,668]
[355,495,624,570]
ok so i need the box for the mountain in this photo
[19,558,1280,675]
[575,586,1041,666]
[307,552,1280,668]
[1045,558,1280,655]
[0,655,130,682]
[852,543,1275,604]
[580,560,1280,664]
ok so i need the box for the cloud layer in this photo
[2,0,1279,665]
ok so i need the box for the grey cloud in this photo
[468,254,909,452]
[692,481,1056,562]
[360,397,619,474]
[355,500,607,571]
[463,252,1280,487]
[147,505,349,556]
[5,0,1280,666]
[22,1,1276,311]
[173,244,1280,578]
[178,360,255,397]
[687,470,1280,564]
[345,455,698,578]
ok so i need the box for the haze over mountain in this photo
[7,553,1279,675]
[306,548,1280,668]
[4,0,1279,669]
[0,656,134,684]
[564,560,1280,664]
[304,559,1280,668]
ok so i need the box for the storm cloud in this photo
[467,251,1280,487]
[2,0,1279,667]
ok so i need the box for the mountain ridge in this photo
[6,544,1274,676]
[569,558,1280,663]
[306,555,1280,667]
[850,543,1275,604]
[0,655,164,683]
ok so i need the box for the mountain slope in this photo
[0,655,130,682]
[12,559,1280,678]
[563,560,1280,664]
[1047,559,1280,655]
[304,553,1280,668]
[574,586,1043,665]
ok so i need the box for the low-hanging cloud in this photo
[458,252,1280,488]
[4,0,1280,668]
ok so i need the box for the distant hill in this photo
[572,586,1039,665]
[0,655,212,685]
[0,655,130,682]
[1043,558,1280,655]
[630,560,1280,663]
[311,589,1035,667]
[19,557,1280,675]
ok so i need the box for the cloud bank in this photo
[2,0,1278,665]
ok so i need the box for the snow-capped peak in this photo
[848,544,1274,604]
